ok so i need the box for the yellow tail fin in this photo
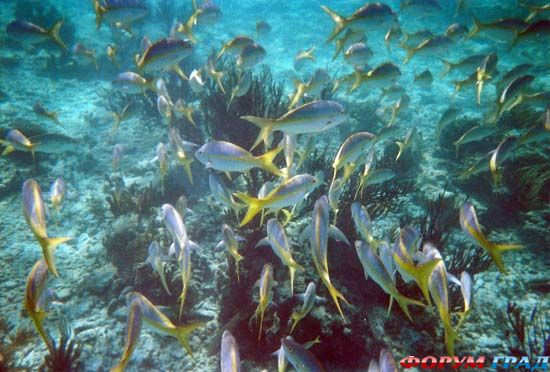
[39,236,72,277]
[393,254,440,306]
[48,20,67,51]
[487,241,523,273]
[467,15,483,39]
[395,141,405,161]
[321,6,347,42]
[403,45,416,65]
[439,59,453,77]
[443,320,459,357]
[319,271,349,323]
[255,146,284,177]
[234,192,264,227]
[180,158,194,185]
[394,292,425,322]
[169,321,205,358]
[178,16,197,44]
[241,116,276,151]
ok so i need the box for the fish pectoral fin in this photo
[2,145,15,156]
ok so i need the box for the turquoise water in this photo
[0,0,548,371]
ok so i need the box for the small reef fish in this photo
[162,204,188,255]
[281,337,325,372]
[497,63,534,91]
[112,144,123,171]
[217,35,255,59]
[321,3,397,42]
[445,22,469,41]
[289,282,324,333]
[457,271,473,328]
[468,16,527,41]
[50,177,65,212]
[401,29,434,48]
[400,0,441,11]
[349,62,401,92]
[157,95,172,124]
[1,129,38,159]
[237,43,266,69]
[256,20,271,37]
[403,35,454,65]
[453,125,497,156]
[22,180,71,277]
[174,98,197,127]
[217,224,245,281]
[6,19,67,51]
[256,218,303,294]
[111,103,133,133]
[435,107,461,139]
[189,69,205,93]
[107,44,118,67]
[220,330,241,372]
[384,25,402,52]
[428,261,458,356]
[155,142,169,194]
[205,55,226,93]
[72,43,98,70]
[242,100,348,150]
[370,348,398,371]
[209,173,244,214]
[495,75,535,118]
[334,29,366,59]
[294,47,316,70]
[459,202,523,273]
[33,101,60,124]
[311,196,349,322]
[250,263,276,340]
[289,69,330,109]
[414,70,433,87]
[475,52,499,105]
[112,292,204,371]
[274,336,321,372]
[227,70,253,109]
[355,240,424,321]
[235,174,319,226]
[439,54,486,78]
[135,38,193,80]
[93,0,147,31]
[521,2,550,22]
[112,72,156,95]
[168,127,195,184]
[234,174,319,227]
[395,127,416,161]
[351,202,375,245]
[344,42,373,68]
[195,141,283,177]
[145,241,171,295]
[387,93,410,127]
[177,0,220,44]
[331,132,376,186]
[25,260,53,349]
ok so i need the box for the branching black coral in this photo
[40,320,83,372]
[505,301,549,361]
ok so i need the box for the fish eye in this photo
[340,110,345,114]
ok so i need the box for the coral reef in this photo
[40,320,83,372]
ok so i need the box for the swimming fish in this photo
[162,203,188,257]
[256,218,303,294]
[22,180,71,277]
[112,72,156,95]
[344,42,373,68]
[256,20,271,38]
[355,240,424,321]
[331,132,376,187]
[281,337,326,372]
[24,260,53,349]
[294,47,316,70]
[349,62,401,92]
[189,69,205,93]
[445,23,469,41]
[453,125,497,157]
[208,173,244,215]
[112,144,123,171]
[1,129,38,159]
[217,224,245,281]
[395,127,416,161]
[242,100,348,151]
[93,0,147,31]
[195,141,283,177]
[495,75,534,118]
[227,70,253,109]
[145,241,171,295]
[72,43,98,71]
[459,202,523,273]
[435,107,461,139]
[403,36,453,65]
[157,95,172,125]
[274,336,321,372]
[414,70,433,88]
[168,127,194,184]
[475,52,498,105]
[135,38,193,80]
[111,299,142,372]
[33,101,60,124]
[468,16,527,42]
[384,25,402,52]
[220,330,241,372]
[321,3,397,43]
[334,29,366,59]
[6,19,67,51]
[387,93,410,127]
[311,195,349,322]
[235,174,319,226]
[457,271,473,329]
[289,282,323,333]
[439,54,486,78]
[155,142,169,194]
[205,55,226,93]
[250,263,275,340]
[289,69,330,109]
[107,44,118,67]
[401,29,434,47]
[217,35,255,59]
[237,43,266,69]
[50,177,65,212]
[351,202,375,245]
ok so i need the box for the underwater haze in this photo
[0,0,549,371]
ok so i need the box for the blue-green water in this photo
[0,0,548,371]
